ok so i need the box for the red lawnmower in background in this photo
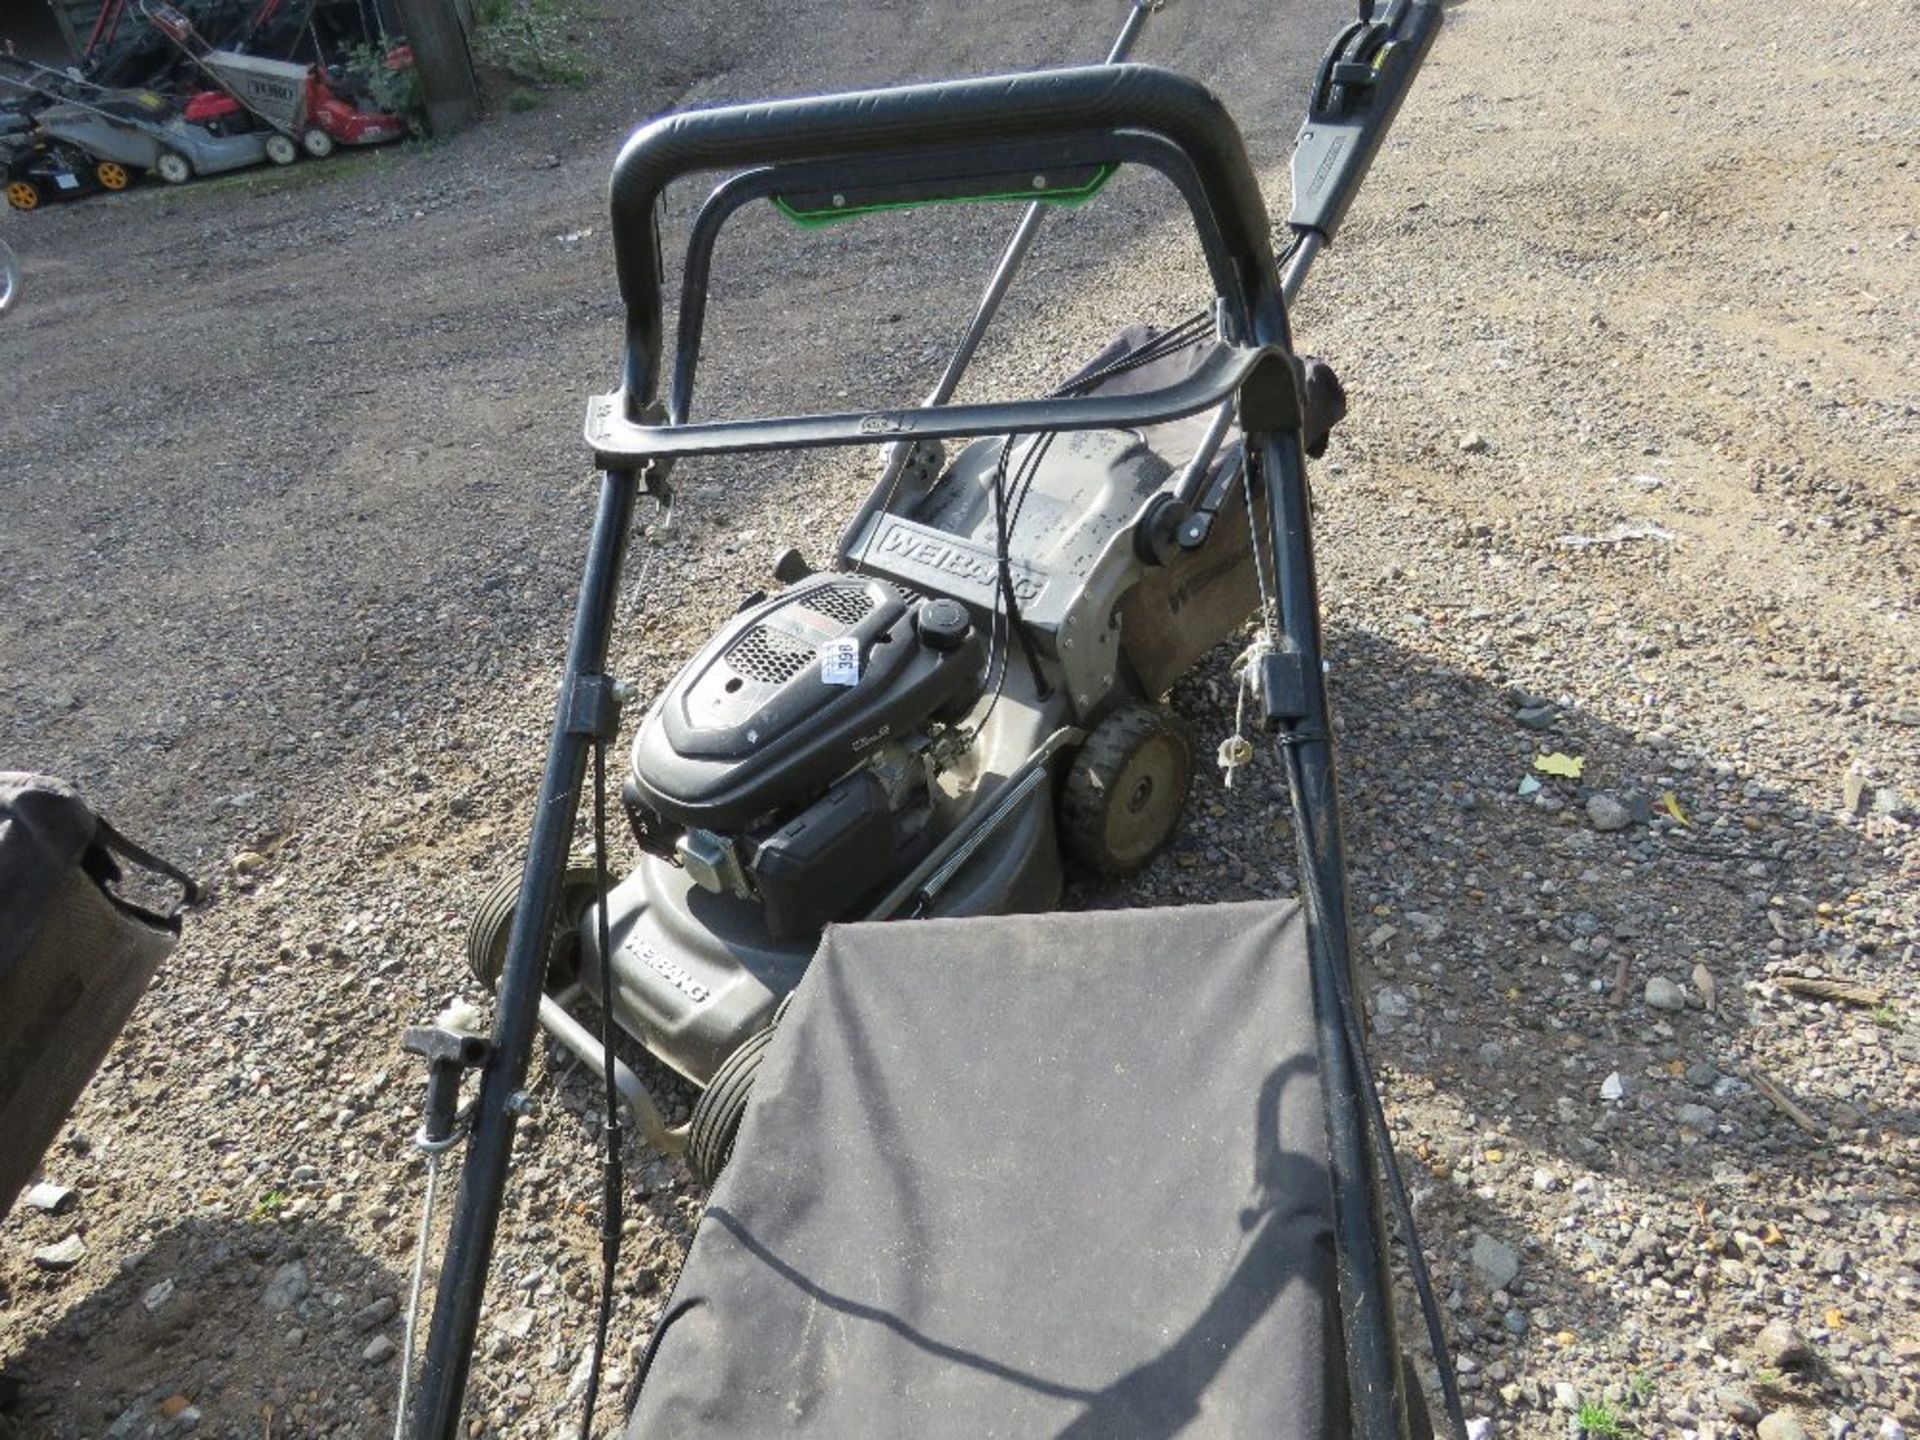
[179,64,406,153]
[146,1,407,158]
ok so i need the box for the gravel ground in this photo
[2,0,1915,1436]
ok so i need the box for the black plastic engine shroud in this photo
[627,574,983,833]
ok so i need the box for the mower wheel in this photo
[5,179,41,212]
[301,127,335,159]
[688,1016,783,1187]
[265,134,298,166]
[1060,703,1192,877]
[95,161,131,191]
[154,151,192,185]
[465,864,602,993]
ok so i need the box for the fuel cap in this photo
[915,598,972,652]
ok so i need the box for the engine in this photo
[623,573,985,939]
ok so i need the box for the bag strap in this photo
[91,815,206,928]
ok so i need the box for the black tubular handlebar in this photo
[607,63,1286,419]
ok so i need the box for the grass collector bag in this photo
[0,773,201,1220]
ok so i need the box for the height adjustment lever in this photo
[1177,356,1346,552]
[403,1020,492,1148]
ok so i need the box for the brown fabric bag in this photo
[0,773,200,1219]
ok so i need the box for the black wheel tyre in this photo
[155,151,191,185]
[465,864,602,992]
[688,1018,782,1188]
[265,133,298,166]
[5,178,43,212]
[1059,703,1193,876]
[301,127,335,159]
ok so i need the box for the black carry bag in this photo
[0,773,202,1220]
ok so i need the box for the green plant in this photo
[1626,1372,1656,1406]
[251,1189,288,1222]
[342,42,426,134]
[1869,1004,1900,1030]
[506,87,542,112]
[1576,1400,1629,1439]
[472,0,593,88]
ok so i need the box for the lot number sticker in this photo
[819,637,861,686]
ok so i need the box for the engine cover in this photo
[628,573,983,833]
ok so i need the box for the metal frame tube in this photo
[0,241,18,319]
[1283,229,1326,304]
[913,0,1151,410]
[1256,421,1407,1439]
[411,468,644,1439]
[539,992,688,1154]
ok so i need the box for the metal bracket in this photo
[565,674,624,740]
[1177,444,1249,551]
[1257,648,1310,730]
[1237,352,1305,435]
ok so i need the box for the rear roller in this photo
[687,1009,787,1187]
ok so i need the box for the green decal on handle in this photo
[771,164,1116,229]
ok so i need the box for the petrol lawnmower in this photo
[146,2,407,158]
[465,31,1351,1167]
[398,2,1466,1437]
[0,63,283,185]
[5,138,109,211]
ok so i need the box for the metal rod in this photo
[411,468,643,1440]
[1171,401,1236,508]
[391,1153,442,1440]
[917,760,1049,902]
[840,0,1160,560]
[1169,229,1323,513]
[922,0,1155,410]
[865,727,1082,919]
[1282,229,1325,305]
[538,993,688,1155]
